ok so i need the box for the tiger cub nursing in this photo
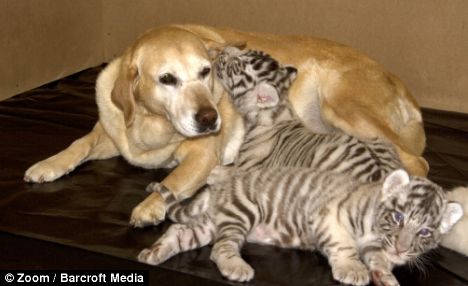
[139,168,462,285]
[137,48,464,285]
[207,47,401,185]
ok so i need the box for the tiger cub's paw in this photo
[331,261,370,286]
[371,270,400,286]
[217,256,255,282]
[138,243,173,265]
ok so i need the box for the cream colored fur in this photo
[441,187,468,256]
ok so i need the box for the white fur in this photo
[441,186,468,256]
[381,169,410,200]
[440,202,463,234]
[212,255,254,282]
[221,115,245,165]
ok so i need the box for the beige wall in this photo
[0,0,103,101]
[2,0,468,113]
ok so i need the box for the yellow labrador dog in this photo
[24,24,428,228]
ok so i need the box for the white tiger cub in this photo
[138,168,463,285]
[206,47,402,186]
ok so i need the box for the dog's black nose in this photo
[195,107,218,130]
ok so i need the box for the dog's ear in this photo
[111,57,138,127]
[203,39,247,60]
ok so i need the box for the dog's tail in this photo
[166,187,211,223]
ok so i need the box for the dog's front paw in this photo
[130,192,166,228]
[24,158,72,183]
[332,261,370,286]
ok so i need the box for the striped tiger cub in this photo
[138,168,463,285]
[207,47,402,185]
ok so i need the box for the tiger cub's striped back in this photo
[210,47,402,183]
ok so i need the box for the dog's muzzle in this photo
[195,107,219,133]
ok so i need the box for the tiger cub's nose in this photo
[195,107,218,130]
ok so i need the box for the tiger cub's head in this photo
[213,46,297,116]
[376,169,463,265]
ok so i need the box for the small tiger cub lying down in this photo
[138,48,463,285]
[139,169,463,285]
[207,47,402,186]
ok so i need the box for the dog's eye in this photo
[199,67,211,79]
[159,73,178,85]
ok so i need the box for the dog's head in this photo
[111,27,224,137]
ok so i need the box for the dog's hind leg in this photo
[315,69,428,177]
[24,121,119,183]
[320,99,428,177]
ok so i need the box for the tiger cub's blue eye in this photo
[418,228,431,237]
[392,211,404,224]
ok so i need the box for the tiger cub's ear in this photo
[253,65,298,108]
[283,66,298,84]
[276,65,298,92]
[251,82,280,108]
[381,169,410,201]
